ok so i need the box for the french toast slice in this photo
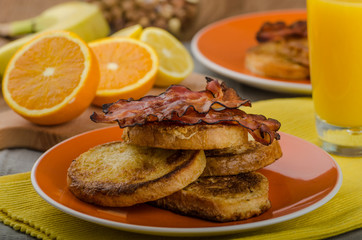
[151,172,271,222]
[67,141,206,207]
[122,122,249,150]
[202,140,282,176]
[245,38,309,80]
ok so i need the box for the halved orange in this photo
[89,37,158,106]
[2,30,100,125]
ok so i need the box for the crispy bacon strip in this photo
[169,108,281,145]
[91,78,281,145]
[256,20,307,43]
[91,78,250,123]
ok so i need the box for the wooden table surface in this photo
[0,1,360,239]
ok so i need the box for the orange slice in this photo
[89,37,158,106]
[2,30,100,125]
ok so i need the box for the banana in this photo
[0,1,110,77]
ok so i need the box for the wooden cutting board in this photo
[0,73,209,151]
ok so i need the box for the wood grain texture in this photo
[0,73,208,151]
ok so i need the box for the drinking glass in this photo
[307,0,362,156]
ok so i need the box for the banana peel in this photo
[0,1,110,78]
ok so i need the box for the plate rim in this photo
[191,9,311,95]
[31,128,343,237]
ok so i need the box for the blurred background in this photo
[0,0,306,43]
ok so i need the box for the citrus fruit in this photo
[2,30,100,125]
[89,37,158,106]
[139,27,193,87]
[111,24,143,38]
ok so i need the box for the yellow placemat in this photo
[1,98,361,240]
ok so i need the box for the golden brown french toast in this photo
[245,38,309,80]
[70,78,283,222]
[122,122,249,150]
[151,172,271,222]
[202,140,282,176]
[67,141,206,207]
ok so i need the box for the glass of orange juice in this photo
[307,0,362,156]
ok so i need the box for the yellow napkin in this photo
[1,98,361,240]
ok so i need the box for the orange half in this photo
[2,30,100,125]
[89,37,158,106]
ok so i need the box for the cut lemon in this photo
[2,30,100,125]
[111,24,143,39]
[89,37,158,106]
[139,27,193,87]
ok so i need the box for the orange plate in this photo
[31,126,342,237]
[191,9,311,94]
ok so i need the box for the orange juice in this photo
[307,0,362,127]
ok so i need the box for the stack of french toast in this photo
[245,20,309,80]
[67,78,282,222]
